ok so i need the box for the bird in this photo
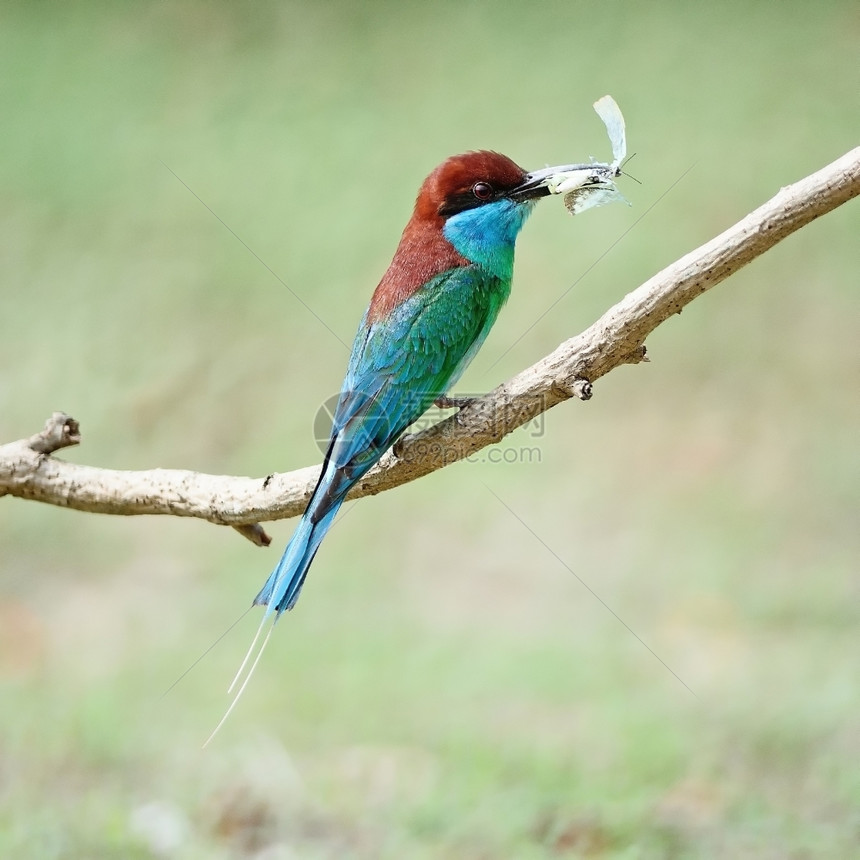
[211,150,580,738]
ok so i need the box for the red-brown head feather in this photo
[367,152,527,323]
[413,151,528,222]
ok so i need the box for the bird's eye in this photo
[472,182,493,201]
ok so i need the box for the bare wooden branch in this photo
[26,412,81,454]
[2,147,858,540]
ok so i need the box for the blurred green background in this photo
[1,1,858,857]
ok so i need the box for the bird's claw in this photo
[434,394,474,411]
[392,434,411,458]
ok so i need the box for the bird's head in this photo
[412,150,566,278]
[367,150,580,322]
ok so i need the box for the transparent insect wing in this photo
[555,95,631,216]
[564,183,630,216]
[593,95,627,168]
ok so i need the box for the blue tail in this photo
[203,475,346,745]
[253,465,348,613]
[204,421,382,744]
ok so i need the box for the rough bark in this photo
[2,146,858,545]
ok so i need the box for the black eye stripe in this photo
[438,192,481,217]
[438,182,505,217]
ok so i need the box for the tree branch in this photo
[2,147,858,545]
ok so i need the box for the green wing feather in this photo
[324,265,510,484]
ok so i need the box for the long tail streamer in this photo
[202,610,278,748]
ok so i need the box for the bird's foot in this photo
[434,394,474,411]
[392,434,411,459]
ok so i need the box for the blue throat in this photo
[443,198,536,280]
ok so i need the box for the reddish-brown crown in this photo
[366,152,527,323]
[413,151,528,222]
